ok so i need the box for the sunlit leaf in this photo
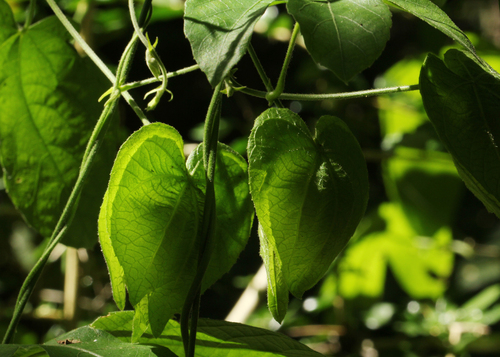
[91,311,323,356]
[100,123,252,337]
[248,108,369,299]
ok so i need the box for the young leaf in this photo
[248,109,369,299]
[99,124,253,336]
[420,49,500,218]
[0,6,118,248]
[91,311,323,356]
[184,0,275,86]
[287,0,392,83]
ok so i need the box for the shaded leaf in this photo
[184,0,275,86]
[186,143,254,291]
[385,0,487,67]
[92,311,323,356]
[420,49,500,217]
[287,0,392,83]
[248,108,369,299]
[0,5,118,248]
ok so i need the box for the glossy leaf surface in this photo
[420,49,500,217]
[0,3,117,248]
[184,0,274,86]
[248,108,369,298]
[287,0,391,83]
[91,311,323,356]
[99,123,252,336]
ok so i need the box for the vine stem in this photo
[231,82,420,101]
[2,20,144,343]
[266,22,300,104]
[24,0,37,29]
[119,64,200,91]
[247,44,284,108]
[45,0,150,125]
[180,82,223,357]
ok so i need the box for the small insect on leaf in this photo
[57,339,81,345]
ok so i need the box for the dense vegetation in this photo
[1,0,500,356]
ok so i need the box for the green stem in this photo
[24,0,37,29]
[247,44,284,108]
[233,82,420,101]
[266,22,300,104]
[45,0,150,125]
[119,64,200,91]
[137,0,152,27]
[181,82,223,357]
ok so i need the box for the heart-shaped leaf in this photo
[248,108,369,301]
[0,4,119,248]
[420,49,500,217]
[184,0,275,86]
[99,122,253,337]
[287,0,392,83]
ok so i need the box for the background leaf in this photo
[248,109,369,298]
[0,6,118,248]
[420,49,500,217]
[184,0,275,86]
[91,311,323,356]
[186,143,254,291]
[287,0,392,83]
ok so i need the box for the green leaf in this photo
[1,326,175,357]
[186,143,254,291]
[248,108,369,299]
[0,8,118,248]
[338,202,453,299]
[98,191,127,310]
[287,0,392,83]
[258,222,289,323]
[420,49,500,218]
[100,123,253,336]
[384,0,482,64]
[184,0,275,86]
[91,311,323,356]
[101,122,204,336]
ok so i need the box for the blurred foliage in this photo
[1,0,500,356]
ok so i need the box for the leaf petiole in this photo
[265,22,300,105]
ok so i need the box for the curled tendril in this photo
[143,33,172,110]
